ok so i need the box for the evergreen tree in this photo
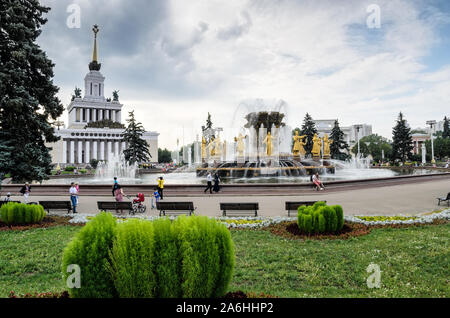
[391,112,413,162]
[300,113,317,155]
[0,0,64,182]
[330,120,349,160]
[443,116,450,139]
[122,111,151,165]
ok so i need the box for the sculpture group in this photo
[201,131,333,161]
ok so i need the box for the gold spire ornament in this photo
[89,24,102,71]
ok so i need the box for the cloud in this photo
[37,0,450,149]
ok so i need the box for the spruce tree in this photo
[443,116,450,139]
[0,0,64,182]
[300,113,317,155]
[122,111,152,165]
[330,120,349,160]
[391,112,413,162]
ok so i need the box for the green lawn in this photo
[0,223,449,297]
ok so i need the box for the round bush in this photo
[62,212,117,298]
[109,216,235,298]
[297,202,344,234]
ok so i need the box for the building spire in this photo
[89,24,101,71]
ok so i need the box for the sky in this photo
[37,0,450,150]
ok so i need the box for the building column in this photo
[114,141,119,157]
[99,109,103,121]
[78,140,83,164]
[62,140,67,164]
[112,110,116,122]
[85,140,90,163]
[107,141,112,161]
[86,108,90,123]
[92,141,98,160]
[100,141,105,160]
[105,109,109,120]
[70,140,75,163]
[121,141,126,155]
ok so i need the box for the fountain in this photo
[196,110,335,178]
[94,153,137,181]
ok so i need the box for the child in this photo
[151,188,160,209]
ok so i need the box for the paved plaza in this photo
[8,178,449,217]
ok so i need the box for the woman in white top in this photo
[70,182,78,214]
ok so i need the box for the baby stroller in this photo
[127,193,147,215]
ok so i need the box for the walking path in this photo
[7,178,449,217]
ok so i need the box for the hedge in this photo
[297,202,344,234]
[0,202,46,225]
[62,212,118,298]
[62,213,235,298]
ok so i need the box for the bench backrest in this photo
[157,202,194,211]
[97,201,132,209]
[39,201,71,208]
[220,203,259,211]
[285,201,326,210]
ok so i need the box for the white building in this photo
[48,25,158,166]
[313,120,373,148]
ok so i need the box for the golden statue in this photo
[209,136,215,157]
[292,131,307,157]
[263,132,275,156]
[234,133,247,157]
[201,136,207,159]
[311,133,322,158]
[322,134,333,158]
[215,136,222,156]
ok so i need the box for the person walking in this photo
[157,177,164,200]
[20,182,31,203]
[213,173,221,193]
[70,182,78,214]
[112,177,119,197]
[114,183,126,214]
[204,172,213,194]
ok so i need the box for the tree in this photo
[330,120,350,160]
[425,137,450,161]
[300,113,317,155]
[0,0,64,182]
[122,111,151,165]
[158,148,172,163]
[443,116,450,139]
[351,134,392,162]
[391,112,413,162]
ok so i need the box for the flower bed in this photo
[346,209,450,226]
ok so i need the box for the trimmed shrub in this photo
[62,212,117,298]
[297,202,344,234]
[0,202,46,225]
[64,166,75,172]
[109,216,235,298]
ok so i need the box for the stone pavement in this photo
[7,178,449,217]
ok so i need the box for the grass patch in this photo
[0,223,448,297]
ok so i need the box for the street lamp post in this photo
[426,120,436,166]
[355,125,363,158]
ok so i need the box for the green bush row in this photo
[62,213,235,298]
[297,202,344,234]
[0,202,46,225]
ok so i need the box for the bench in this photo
[437,193,450,207]
[0,201,21,208]
[39,201,72,213]
[97,201,133,213]
[156,202,195,217]
[285,201,327,217]
[220,203,259,217]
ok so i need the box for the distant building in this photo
[313,120,372,149]
[47,26,158,166]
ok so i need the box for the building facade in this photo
[48,25,158,166]
[313,120,373,149]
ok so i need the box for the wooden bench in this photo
[157,202,195,217]
[0,201,21,208]
[437,193,450,207]
[39,201,72,213]
[220,203,259,217]
[285,201,327,217]
[97,201,133,213]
